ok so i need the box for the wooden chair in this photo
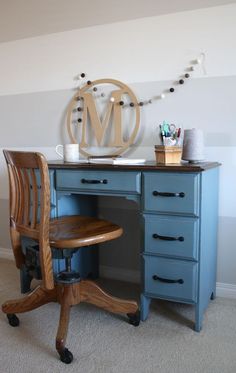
[2,150,140,364]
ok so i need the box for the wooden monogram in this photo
[67,78,140,157]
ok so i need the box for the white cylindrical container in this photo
[182,128,204,163]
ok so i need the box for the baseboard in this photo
[216,282,236,299]
[1,250,235,299]
[0,247,14,260]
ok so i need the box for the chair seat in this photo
[16,216,123,249]
[49,216,123,249]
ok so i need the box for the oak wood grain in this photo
[56,286,72,354]
[49,216,123,249]
[2,149,139,360]
[3,150,54,290]
[80,280,138,314]
[2,286,57,314]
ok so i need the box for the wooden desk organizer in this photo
[155,145,182,164]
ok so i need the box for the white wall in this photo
[0,4,235,96]
[0,3,236,286]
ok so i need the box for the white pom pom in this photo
[110,97,115,102]
[160,93,165,99]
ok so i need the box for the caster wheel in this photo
[127,310,140,327]
[7,314,19,327]
[59,348,73,364]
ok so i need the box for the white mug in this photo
[55,144,79,162]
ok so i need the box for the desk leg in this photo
[140,294,151,321]
[195,303,203,332]
[195,284,217,332]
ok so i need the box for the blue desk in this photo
[23,160,220,331]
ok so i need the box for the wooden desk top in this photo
[47,160,220,172]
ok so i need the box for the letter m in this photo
[80,89,126,147]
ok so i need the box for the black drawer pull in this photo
[152,233,184,242]
[152,275,184,284]
[81,178,108,184]
[152,191,185,198]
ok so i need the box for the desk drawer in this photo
[143,172,200,215]
[144,256,198,302]
[144,215,199,260]
[56,170,141,194]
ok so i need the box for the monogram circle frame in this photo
[67,78,140,157]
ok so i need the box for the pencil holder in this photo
[155,145,182,164]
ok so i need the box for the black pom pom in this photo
[139,102,144,106]
[119,101,124,106]
[87,80,92,85]
[93,87,97,92]
[77,118,82,123]
[169,88,175,93]
[129,102,134,107]
[80,73,85,78]
[77,107,82,111]
[185,73,190,78]
[179,79,184,84]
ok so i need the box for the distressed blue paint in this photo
[195,167,219,331]
[143,214,199,260]
[143,172,200,216]
[143,255,198,302]
[56,169,141,195]
[140,294,151,321]
[21,165,219,331]
[141,169,219,331]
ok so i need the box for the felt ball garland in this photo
[74,54,206,123]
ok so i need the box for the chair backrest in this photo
[3,150,54,290]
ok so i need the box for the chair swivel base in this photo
[3,280,139,364]
[54,271,81,284]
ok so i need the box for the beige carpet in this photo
[0,258,236,373]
